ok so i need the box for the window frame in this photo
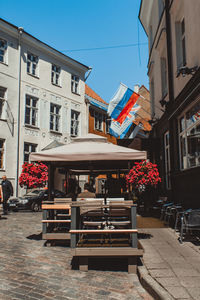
[175,18,187,70]
[71,75,80,95]
[50,103,61,132]
[160,56,168,98]
[51,64,61,86]
[25,95,38,127]
[164,131,171,189]
[94,111,103,131]
[150,78,155,118]
[106,118,111,134]
[27,52,39,77]
[24,142,37,163]
[0,87,6,119]
[178,100,200,170]
[0,139,5,170]
[71,110,80,137]
[0,38,8,64]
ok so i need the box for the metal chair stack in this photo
[179,209,200,243]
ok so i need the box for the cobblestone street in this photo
[0,212,152,300]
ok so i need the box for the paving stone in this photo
[180,276,200,288]
[184,288,200,300]
[139,228,200,300]
[149,268,175,278]
[156,277,181,287]
[0,212,151,300]
[173,268,200,277]
[165,286,192,299]
[145,262,169,269]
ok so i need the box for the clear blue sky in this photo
[1,0,148,102]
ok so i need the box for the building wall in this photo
[170,0,200,99]
[0,20,88,195]
[140,0,200,205]
[88,106,117,144]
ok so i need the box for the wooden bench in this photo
[83,221,131,226]
[42,204,71,242]
[71,246,143,273]
[70,229,137,234]
[54,198,72,204]
[42,220,71,223]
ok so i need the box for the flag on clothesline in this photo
[108,83,141,139]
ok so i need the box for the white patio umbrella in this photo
[30,134,147,166]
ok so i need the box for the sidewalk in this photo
[139,227,200,300]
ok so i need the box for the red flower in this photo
[126,160,161,190]
[19,162,48,189]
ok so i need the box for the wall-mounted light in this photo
[177,66,198,77]
[159,98,168,107]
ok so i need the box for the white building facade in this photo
[0,18,90,195]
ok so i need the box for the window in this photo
[0,87,6,119]
[27,53,38,76]
[164,131,171,189]
[50,103,61,132]
[51,64,60,85]
[0,139,5,169]
[179,101,200,170]
[24,143,37,163]
[106,118,111,134]
[175,18,186,70]
[150,79,155,118]
[94,111,103,131]
[71,110,80,136]
[161,57,168,98]
[0,39,7,63]
[25,95,38,126]
[71,75,79,94]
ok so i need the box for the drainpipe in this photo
[84,67,92,82]
[165,0,174,103]
[165,0,176,199]
[15,27,23,197]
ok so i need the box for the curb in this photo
[138,265,174,300]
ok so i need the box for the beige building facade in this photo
[0,18,90,195]
[140,0,200,207]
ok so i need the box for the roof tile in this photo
[85,84,108,105]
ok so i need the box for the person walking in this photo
[1,175,13,215]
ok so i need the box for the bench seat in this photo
[70,229,137,234]
[42,220,71,223]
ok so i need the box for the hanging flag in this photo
[108,83,140,138]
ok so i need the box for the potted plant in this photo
[19,162,48,190]
[126,160,161,213]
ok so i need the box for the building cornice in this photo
[0,18,90,73]
[139,0,153,35]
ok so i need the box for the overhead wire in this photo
[60,42,148,53]
[137,19,141,66]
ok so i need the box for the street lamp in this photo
[177,66,198,77]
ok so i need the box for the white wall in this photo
[0,21,89,196]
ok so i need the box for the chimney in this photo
[134,84,140,94]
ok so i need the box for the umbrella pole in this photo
[128,162,132,200]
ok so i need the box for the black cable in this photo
[60,42,148,52]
